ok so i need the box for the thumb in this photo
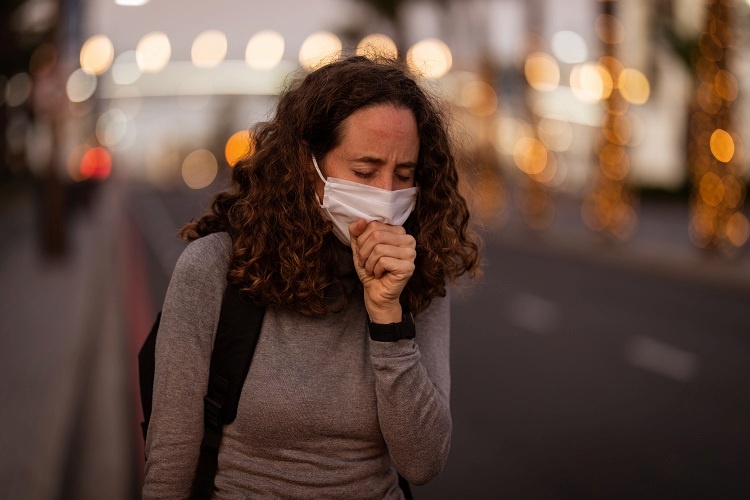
[349,219,368,274]
[349,219,367,244]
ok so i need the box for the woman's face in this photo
[314,104,420,201]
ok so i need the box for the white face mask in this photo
[312,155,418,245]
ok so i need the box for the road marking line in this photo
[505,292,562,335]
[624,335,699,382]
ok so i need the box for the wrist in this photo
[365,300,402,324]
[367,306,416,342]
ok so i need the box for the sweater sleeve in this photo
[143,233,232,500]
[369,289,452,485]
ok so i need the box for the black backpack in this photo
[138,284,413,499]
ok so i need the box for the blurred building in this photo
[2,0,750,248]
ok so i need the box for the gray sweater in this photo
[143,232,451,499]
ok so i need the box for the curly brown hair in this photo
[181,55,480,316]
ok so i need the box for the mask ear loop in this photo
[311,155,327,183]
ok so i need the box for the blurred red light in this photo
[80,147,112,180]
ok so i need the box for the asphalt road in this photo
[127,184,750,499]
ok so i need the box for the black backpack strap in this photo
[190,284,265,500]
[398,473,413,499]
[139,312,161,441]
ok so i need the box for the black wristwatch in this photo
[367,308,416,342]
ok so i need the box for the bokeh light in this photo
[66,68,97,102]
[551,30,588,64]
[721,175,743,209]
[714,70,738,102]
[406,38,453,79]
[726,212,750,247]
[533,152,558,184]
[182,149,218,189]
[224,130,255,167]
[699,172,724,207]
[136,32,171,73]
[493,117,534,156]
[513,137,548,175]
[595,14,626,45]
[299,31,342,71]
[710,129,734,163]
[80,147,112,180]
[603,114,633,146]
[689,209,714,248]
[538,117,573,152]
[245,30,285,70]
[618,68,650,105]
[80,34,114,75]
[699,33,723,62]
[356,34,398,60]
[5,73,32,107]
[112,51,142,85]
[599,143,630,181]
[191,30,227,68]
[696,82,722,114]
[524,52,559,91]
[96,109,128,147]
[570,63,613,103]
[459,80,498,117]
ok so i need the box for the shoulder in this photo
[177,231,232,268]
[416,287,450,324]
[171,232,232,286]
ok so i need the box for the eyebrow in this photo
[352,156,417,170]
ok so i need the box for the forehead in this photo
[338,105,419,147]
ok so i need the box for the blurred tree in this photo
[1,0,34,186]
[654,0,749,252]
[583,0,639,241]
[0,0,70,258]
[684,0,748,253]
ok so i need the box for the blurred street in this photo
[3,178,748,498]
[2,0,750,497]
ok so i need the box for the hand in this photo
[349,219,416,324]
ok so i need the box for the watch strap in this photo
[367,308,416,342]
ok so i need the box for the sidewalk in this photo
[0,180,134,499]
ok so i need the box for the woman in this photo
[144,55,480,499]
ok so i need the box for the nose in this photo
[373,174,394,191]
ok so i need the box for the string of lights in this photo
[582,0,639,241]
[688,0,749,253]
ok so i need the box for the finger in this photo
[363,243,417,276]
[372,255,415,280]
[349,219,368,240]
[359,233,415,274]
[357,227,414,265]
[349,219,368,268]
[355,221,406,249]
